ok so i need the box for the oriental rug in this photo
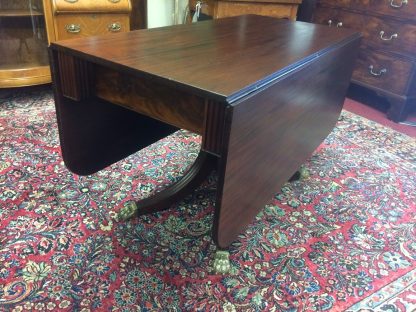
[0,88,415,312]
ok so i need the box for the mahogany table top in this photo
[51,14,360,103]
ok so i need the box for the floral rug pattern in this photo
[0,88,415,311]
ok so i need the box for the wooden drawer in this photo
[369,0,416,20]
[352,50,414,95]
[215,1,299,20]
[55,14,129,40]
[336,10,365,30]
[319,0,352,8]
[52,0,131,13]
[318,1,416,20]
[313,7,340,26]
[315,2,416,57]
[313,7,364,30]
[363,16,416,56]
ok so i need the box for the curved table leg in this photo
[118,150,217,221]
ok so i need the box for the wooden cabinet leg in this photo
[387,97,410,122]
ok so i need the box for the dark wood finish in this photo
[131,151,217,217]
[311,0,416,122]
[95,66,206,134]
[50,17,358,102]
[312,7,337,25]
[296,0,317,22]
[369,0,416,20]
[49,50,177,176]
[318,0,343,6]
[202,100,226,156]
[130,0,147,29]
[363,17,416,56]
[56,52,94,101]
[352,49,414,96]
[213,37,360,248]
[50,15,361,250]
[387,97,413,122]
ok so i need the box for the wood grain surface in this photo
[51,15,360,103]
[213,37,360,248]
[54,14,130,40]
[95,66,206,134]
[214,1,299,20]
[352,48,413,96]
[312,0,416,122]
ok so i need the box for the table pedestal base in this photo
[116,152,308,274]
[118,150,217,221]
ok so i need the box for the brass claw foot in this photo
[118,201,138,221]
[299,166,310,180]
[213,250,231,274]
[289,166,310,182]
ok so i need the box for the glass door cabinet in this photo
[0,0,50,87]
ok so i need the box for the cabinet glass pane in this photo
[0,0,48,71]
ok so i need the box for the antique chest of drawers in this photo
[189,0,301,21]
[43,0,131,42]
[213,0,301,20]
[312,0,416,122]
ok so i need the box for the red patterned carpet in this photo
[343,99,416,138]
[0,88,415,311]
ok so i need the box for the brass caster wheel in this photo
[118,201,138,221]
[213,250,231,274]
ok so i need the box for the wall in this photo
[147,0,189,28]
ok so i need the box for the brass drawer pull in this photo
[379,31,398,41]
[64,0,78,2]
[327,20,342,28]
[390,0,408,8]
[66,24,81,33]
[108,22,122,32]
[369,65,387,77]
